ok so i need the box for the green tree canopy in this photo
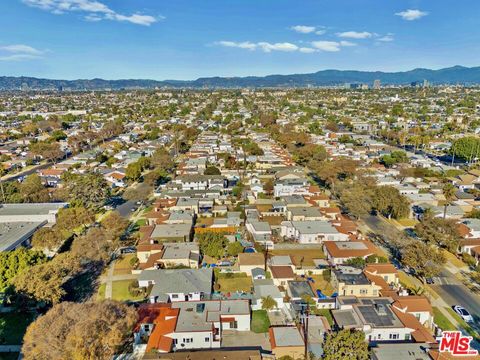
[323,329,369,360]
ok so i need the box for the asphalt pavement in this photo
[362,214,480,326]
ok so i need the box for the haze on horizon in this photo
[1,0,479,80]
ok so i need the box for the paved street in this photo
[362,214,480,330]
[116,182,151,218]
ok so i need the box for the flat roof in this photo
[0,221,45,251]
[0,203,67,217]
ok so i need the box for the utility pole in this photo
[303,303,310,359]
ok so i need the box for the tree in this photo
[293,144,327,166]
[22,300,136,360]
[0,248,46,292]
[62,171,110,208]
[401,241,446,282]
[56,206,95,231]
[339,183,373,218]
[197,233,227,259]
[344,257,366,268]
[19,174,49,203]
[380,150,408,167]
[226,241,244,256]
[450,136,480,162]
[372,186,410,219]
[442,183,456,219]
[261,295,277,311]
[414,216,461,253]
[323,329,369,360]
[151,146,175,172]
[30,141,64,163]
[204,166,221,175]
[31,228,64,251]
[102,211,129,240]
[126,162,142,181]
[12,253,79,305]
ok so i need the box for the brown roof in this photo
[269,265,295,279]
[324,240,377,259]
[364,263,398,275]
[391,307,435,343]
[457,223,472,238]
[393,296,433,314]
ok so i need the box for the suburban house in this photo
[136,242,200,271]
[134,300,250,353]
[324,240,379,265]
[331,266,382,297]
[269,326,305,360]
[238,253,265,276]
[280,220,349,244]
[332,297,435,344]
[138,268,213,303]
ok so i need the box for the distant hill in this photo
[2,65,480,90]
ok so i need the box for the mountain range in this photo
[1,65,480,90]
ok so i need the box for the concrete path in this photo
[104,262,115,299]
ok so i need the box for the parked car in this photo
[425,277,435,284]
[452,305,474,323]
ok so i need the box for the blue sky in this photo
[0,0,479,80]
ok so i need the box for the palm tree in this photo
[261,295,277,312]
[442,183,456,219]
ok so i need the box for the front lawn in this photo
[97,283,106,300]
[445,307,479,341]
[0,312,35,344]
[251,310,270,333]
[433,307,455,331]
[113,254,137,275]
[111,280,146,302]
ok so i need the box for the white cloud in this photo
[290,25,316,34]
[217,41,257,50]
[315,29,327,35]
[339,41,356,47]
[377,34,394,42]
[337,31,372,39]
[0,44,45,61]
[311,41,341,52]
[22,0,159,26]
[257,42,298,52]
[395,9,428,21]
[299,47,316,53]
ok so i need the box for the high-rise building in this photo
[373,79,381,89]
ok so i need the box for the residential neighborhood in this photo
[0,86,480,360]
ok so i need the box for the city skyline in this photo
[1,0,480,80]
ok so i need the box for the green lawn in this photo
[216,273,252,293]
[111,280,145,302]
[0,312,35,344]
[97,283,106,300]
[251,310,270,333]
[135,218,147,227]
[445,307,479,340]
[315,309,334,326]
[433,307,456,331]
[113,254,137,275]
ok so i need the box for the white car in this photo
[452,305,474,323]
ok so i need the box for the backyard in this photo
[308,274,334,296]
[270,249,325,267]
[251,310,270,333]
[216,272,252,293]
